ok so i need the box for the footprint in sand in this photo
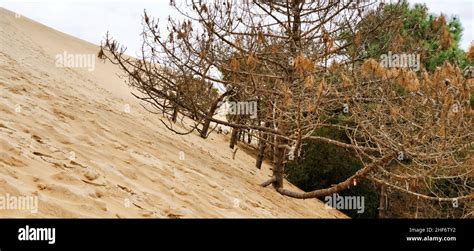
[0,152,26,167]
[49,171,84,186]
[80,168,107,187]
[83,169,100,181]
[31,135,44,144]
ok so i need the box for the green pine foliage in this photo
[356,1,469,71]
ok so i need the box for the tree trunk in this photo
[199,99,221,139]
[272,136,286,189]
[256,132,267,169]
[269,0,300,189]
[229,127,239,149]
[171,106,179,123]
[200,119,212,138]
[199,90,232,138]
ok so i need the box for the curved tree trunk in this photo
[269,153,396,199]
[200,91,231,138]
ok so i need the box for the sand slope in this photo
[0,8,346,218]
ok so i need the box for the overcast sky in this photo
[0,0,472,56]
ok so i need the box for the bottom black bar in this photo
[0,219,472,250]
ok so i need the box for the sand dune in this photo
[0,8,346,218]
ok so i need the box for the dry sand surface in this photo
[0,8,346,218]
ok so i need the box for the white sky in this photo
[0,0,472,56]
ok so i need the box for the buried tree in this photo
[99,0,473,207]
